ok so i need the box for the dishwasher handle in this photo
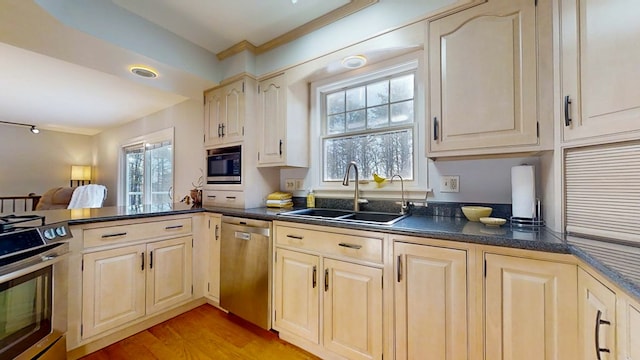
[234,231,251,240]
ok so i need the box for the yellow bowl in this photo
[461,206,493,222]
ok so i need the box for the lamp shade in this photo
[71,165,92,181]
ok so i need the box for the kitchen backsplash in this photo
[294,197,512,220]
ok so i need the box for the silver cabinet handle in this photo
[165,225,183,230]
[338,242,362,250]
[101,232,127,238]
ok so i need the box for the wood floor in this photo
[80,304,320,360]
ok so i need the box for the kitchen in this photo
[1,0,639,359]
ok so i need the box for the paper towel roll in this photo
[511,165,536,219]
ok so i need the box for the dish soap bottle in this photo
[306,189,315,208]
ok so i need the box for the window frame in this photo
[118,127,175,207]
[309,51,427,199]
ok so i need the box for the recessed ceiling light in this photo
[341,55,367,69]
[130,66,158,78]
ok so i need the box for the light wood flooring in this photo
[80,304,320,360]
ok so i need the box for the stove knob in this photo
[43,228,56,240]
[55,226,67,237]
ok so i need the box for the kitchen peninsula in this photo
[19,204,640,360]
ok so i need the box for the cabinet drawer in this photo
[276,226,383,264]
[203,189,244,208]
[84,217,192,248]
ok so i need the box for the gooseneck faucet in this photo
[342,161,364,211]
[391,174,409,214]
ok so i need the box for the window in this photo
[323,73,415,181]
[310,52,425,195]
[121,128,174,207]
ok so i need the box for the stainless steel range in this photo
[0,214,71,359]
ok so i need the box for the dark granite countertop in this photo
[14,203,640,303]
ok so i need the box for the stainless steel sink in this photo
[278,208,409,226]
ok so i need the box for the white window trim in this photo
[118,127,175,206]
[309,51,428,200]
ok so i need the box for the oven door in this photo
[0,243,68,360]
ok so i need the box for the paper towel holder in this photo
[510,199,545,228]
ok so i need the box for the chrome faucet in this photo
[391,174,410,214]
[342,161,367,211]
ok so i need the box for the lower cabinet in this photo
[81,236,192,339]
[619,297,640,360]
[578,268,616,360]
[394,242,468,360]
[484,253,578,360]
[273,223,384,360]
[206,213,222,301]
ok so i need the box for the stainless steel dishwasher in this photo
[220,216,272,329]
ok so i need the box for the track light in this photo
[0,120,40,134]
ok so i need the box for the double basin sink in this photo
[278,208,409,226]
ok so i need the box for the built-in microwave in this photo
[207,146,241,184]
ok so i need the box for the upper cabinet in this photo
[428,0,546,158]
[561,0,640,143]
[204,77,250,146]
[257,73,308,167]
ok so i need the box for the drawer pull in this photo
[226,196,237,200]
[101,232,127,238]
[165,225,184,230]
[338,242,362,250]
[207,195,217,199]
[286,234,304,240]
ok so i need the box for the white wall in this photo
[0,124,92,196]
[93,99,204,206]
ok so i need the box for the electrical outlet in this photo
[284,179,296,191]
[294,179,305,190]
[440,175,460,193]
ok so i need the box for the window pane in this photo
[323,129,413,181]
[125,148,144,207]
[326,91,345,115]
[391,100,414,124]
[328,114,346,134]
[346,110,366,131]
[346,87,365,111]
[366,81,389,107]
[367,105,389,129]
[146,142,172,206]
[390,74,414,102]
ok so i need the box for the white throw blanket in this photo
[67,184,107,209]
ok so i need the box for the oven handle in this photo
[0,247,69,283]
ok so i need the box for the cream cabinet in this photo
[561,0,640,143]
[394,242,468,360]
[204,77,251,146]
[81,244,146,339]
[205,213,222,301]
[427,0,540,157]
[274,248,320,343]
[484,253,578,360]
[619,296,640,360]
[257,73,308,167]
[273,222,384,360]
[578,268,616,360]
[81,236,192,339]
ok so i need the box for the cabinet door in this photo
[274,248,320,343]
[394,242,467,360]
[207,215,221,300]
[619,298,640,360]
[561,0,640,141]
[485,254,578,360]
[578,268,616,360]
[146,236,193,315]
[222,80,245,143]
[323,258,382,360]
[81,244,146,339]
[257,74,286,166]
[204,88,224,146]
[428,0,537,154]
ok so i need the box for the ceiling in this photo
[0,0,372,135]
